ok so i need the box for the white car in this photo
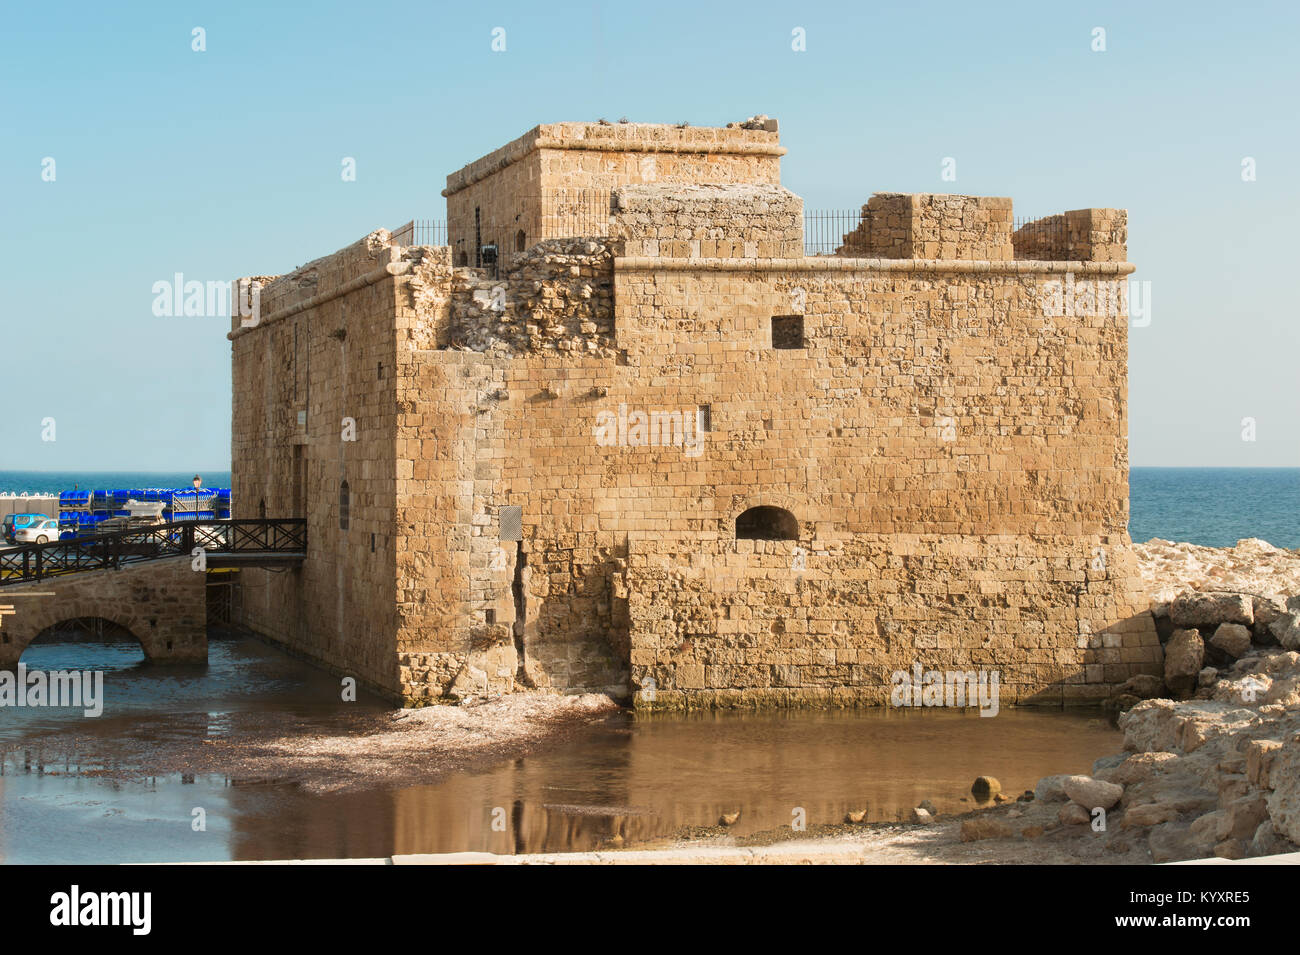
[14,518,60,544]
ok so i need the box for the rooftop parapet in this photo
[1012,209,1128,262]
[837,193,1015,261]
[833,193,1127,263]
[611,183,803,259]
[443,119,784,197]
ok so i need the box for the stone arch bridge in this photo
[0,557,206,665]
[0,519,305,666]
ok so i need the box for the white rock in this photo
[1063,774,1124,810]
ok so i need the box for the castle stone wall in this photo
[230,121,1145,709]
[443,121,785,267]
[230,232,402,698]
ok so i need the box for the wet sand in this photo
[7,692,622,795]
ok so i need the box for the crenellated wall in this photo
[611,183,803,259]
[1012,208,1128,262]
[837,193,1015,260]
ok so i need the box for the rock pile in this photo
[443,238,616,355]
[1054,539,1300,860]
[957,539,1300,862]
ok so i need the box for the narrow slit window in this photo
[339,480,350,531]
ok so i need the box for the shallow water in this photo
[0,635,1121,863]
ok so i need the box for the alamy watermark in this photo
[151,274,261,325]
[0,664,103,717]
[890,661,1000,717]
[594,404,705,458]
[1039,272,1151,326]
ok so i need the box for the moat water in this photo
[0,634,1121,863]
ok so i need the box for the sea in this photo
[0,467,1296,549]
[0,470,232,495]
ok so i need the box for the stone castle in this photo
[228,116,1158,709]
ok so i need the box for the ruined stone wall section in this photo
[1013,209,1128,262]
[434,239,616,354]
[611,184,804,259]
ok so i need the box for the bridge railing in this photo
[0,518,307,585]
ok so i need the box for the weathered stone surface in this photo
[1190,810,1225,843]
[1221,793,1270,841]
[959,816,1014,841]
[1246,739,1282,789]
[1214,839,1248,859]
[1063,775,1124,810]
[1250,820,1295,857]
[1148,821,1201,863]
[1118,673,1166,700]
[1121,802,1182,828]
[1170,592,1253,628]
[1264,739,1300,844]
[1035,774,1072,803]
[1253,595,1288,630]
[1098,751,1178,786]
[1210,622,1252,659]
[1164,630,1205,696]
[1118,699,1259,754]
[1058,802,1091,826]
[910,807,933,825]
[1271,614,1300,651]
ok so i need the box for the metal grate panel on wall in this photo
[499,506,522,542]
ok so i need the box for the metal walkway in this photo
[0,518,306,585]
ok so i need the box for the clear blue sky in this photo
[3,0,1296,469]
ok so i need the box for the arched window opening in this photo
[515,229,527,253]
[456,251,469,266]
[339,480,350,531]
[258,498,266,519]
[735,506,799,541]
